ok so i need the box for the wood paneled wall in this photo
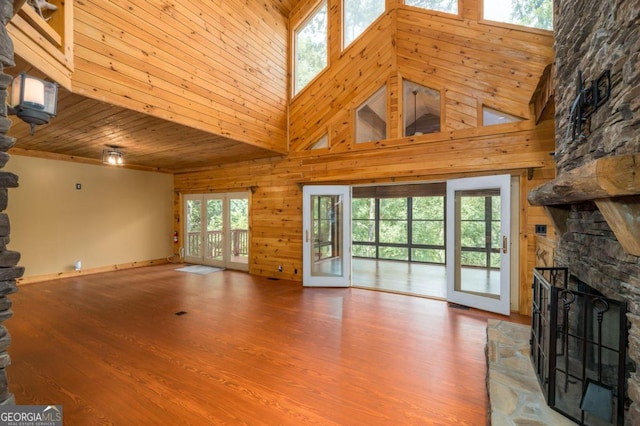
[8,1,74,89]
[72,0,289,153]
[176,1,555,314]
[289,2,554,152]
[175,119,555,314]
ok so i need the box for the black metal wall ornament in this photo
[568,69,612,141]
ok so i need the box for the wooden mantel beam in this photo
[528,154,640,205]
[528,154,640,256]
[595,197,640,256]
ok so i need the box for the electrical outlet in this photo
[535,224,547,235]
[278,265,283,272]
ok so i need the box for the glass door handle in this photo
[502,236,508,253]
[305,230,309,242]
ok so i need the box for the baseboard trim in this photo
[16,258,172,285]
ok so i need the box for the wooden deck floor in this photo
[6,264,527,425]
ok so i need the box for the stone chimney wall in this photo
[553,0,640,424]
[554,0,639,170]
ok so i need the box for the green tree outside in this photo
[352,194,499,267]
[511,0,553,30]
[343,0,385,48]
[405,0,458,14]
[294,2,327,94]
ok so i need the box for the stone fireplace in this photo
[531,267,628,424]
[527,0,640,424]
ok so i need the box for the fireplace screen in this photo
[531,267,627,425]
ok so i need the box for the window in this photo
[343,0,385,49]
[379,198,408,261]
[405,0,458,15]
[307,134,329,150]
[352,198,376,258]
[294,1,328,95]
[482,106,523,126]
[411,196,445,263]
[459,193,501,269]
[404,80,441,136]
[355,86,387,143]
[351,184,447,263]
[313,195,340,260]
[483,0,553,31]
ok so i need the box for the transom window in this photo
[483,0,553,31]
[294,1,328,95]
[405,0,458,15]
[343,0,385,49]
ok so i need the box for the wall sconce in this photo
[102,146,124,166]
[8,72,58,135]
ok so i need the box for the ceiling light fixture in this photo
[102,146,124,166]
[8,72,58,135]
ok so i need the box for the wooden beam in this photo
[529,154,640,255]
[543,205,570,235]
[530,63,554,124]
[595,197,640,256]
[528,154,640,205]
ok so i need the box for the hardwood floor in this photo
[353,258,447,298]
[6,264,528,425]
[352,258,500,299]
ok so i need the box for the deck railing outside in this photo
[186,229,248,258]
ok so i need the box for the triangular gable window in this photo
[356,86,387,143]
[307,134,329,150]
[404,80,441,136]
[482,106,524,126]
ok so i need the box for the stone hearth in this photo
[486,319,575,425]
